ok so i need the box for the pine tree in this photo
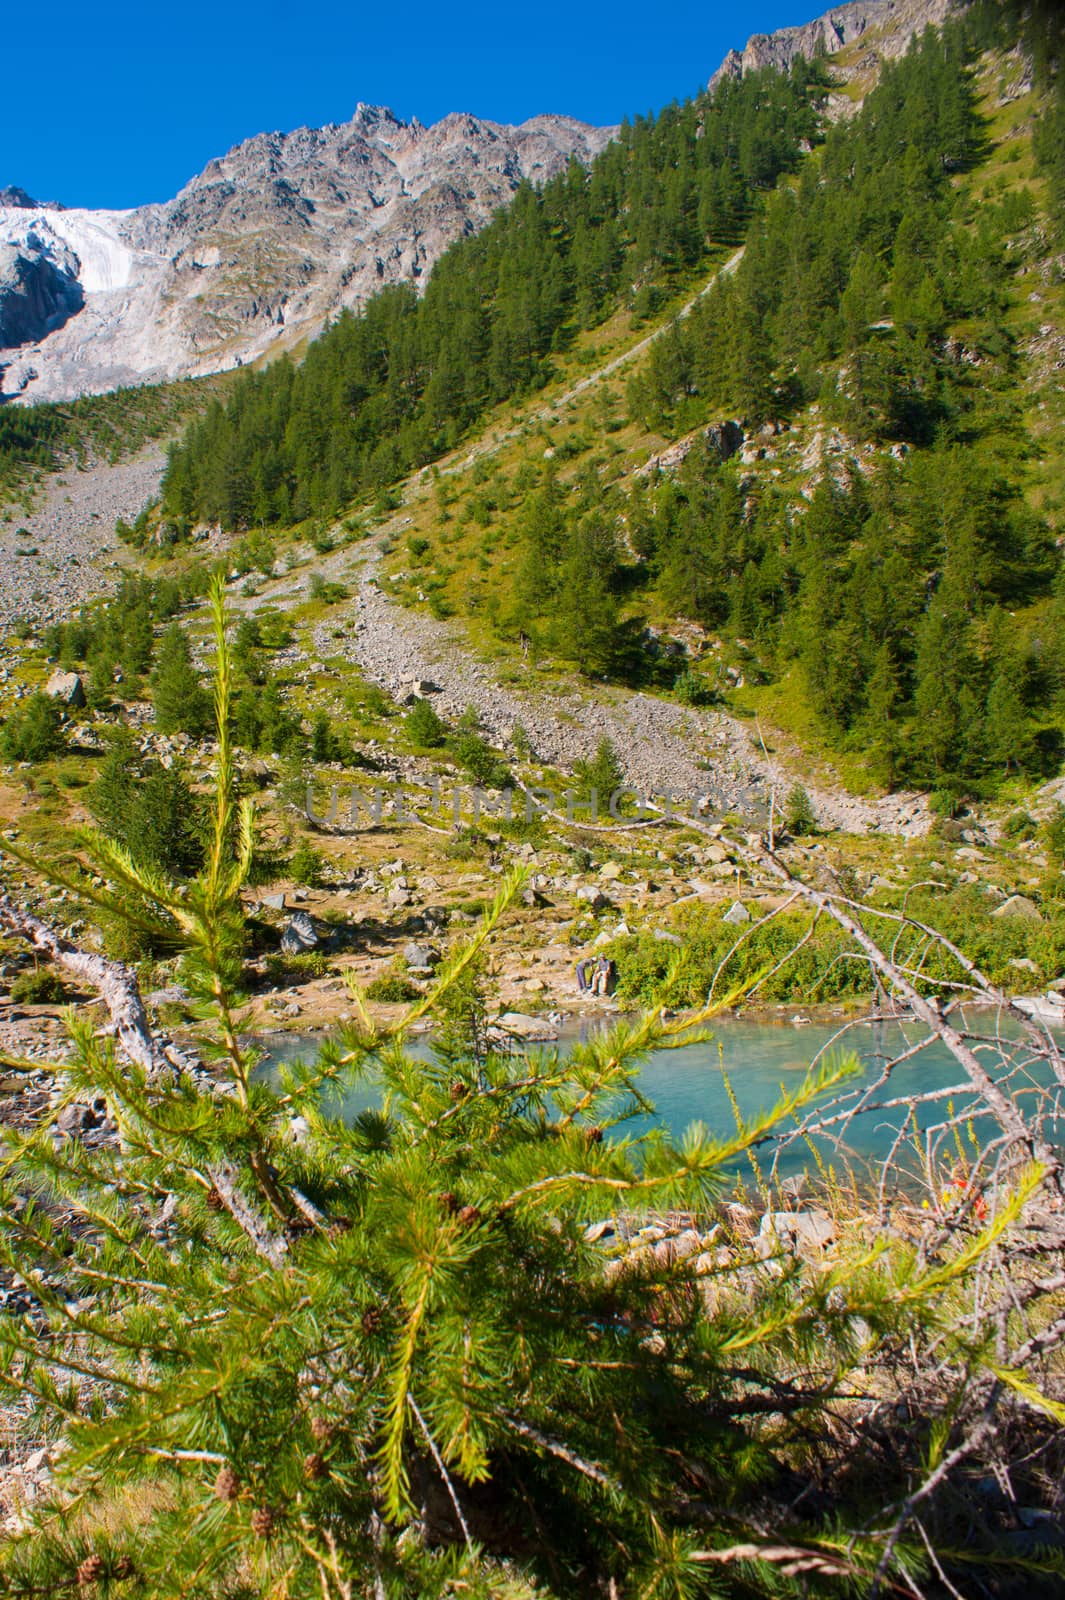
[152,623,212,737]
[0,578,1058,1598]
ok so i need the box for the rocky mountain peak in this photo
[0,186,42,210]
[709,0,964,94]
[0,103,614,404]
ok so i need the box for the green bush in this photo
[573,737,624,806]
[9,968,69,1005]
[0,694,65,763]
[290,838,326,887]
[152,624,212,737]
[404,697,446,748]
[366,971,421,1002]
[264,949,330,984]
[307,573,348,604]
[89,733,206,881]
[674,668,715,706]
[453,731,509,790]
[784,784,817,837]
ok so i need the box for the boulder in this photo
[280,912,318,954]
[722,900,750,925]
[653,929,682,945]
[403,941,437,972]
[759,1209,835,1252]
[495,1012,559,1041]
[44,670,85,708]
[992,894,1041,923]
[575,885,609,910]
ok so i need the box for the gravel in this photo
[312,549,930,838]
[0,449,166,633]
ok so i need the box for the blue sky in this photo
[5,1,818,211]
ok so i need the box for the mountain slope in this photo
[0,107,613,405]
[710,0,964,110]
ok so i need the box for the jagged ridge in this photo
[0,106,613,405]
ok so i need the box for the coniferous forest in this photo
[4,6,1065,1599]
[157,1,1065,799]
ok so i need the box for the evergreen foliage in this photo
[151,623,212,737]
[160,64,826,527]
[0,584,1062,1597]
[0,694,65,763]
[88,731,206,881]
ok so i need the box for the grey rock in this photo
[759,1209,835,1251]
[992,894,1041,923]
[494,1012,559,1041]
[2,109,615,404]
[280,911,318,953]
[403,941,437,971]
[44,669,85,707]
[0,236,83,348]
[722,900,750,925]
[710,0,959,98]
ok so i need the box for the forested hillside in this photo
[156,4,1065,801]
[160,63,826,525]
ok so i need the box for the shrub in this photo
[0,694,65,762]
[307,573,348,604]
[366,971,421,1002]
[454,731,509,789]
[674,668,715,706]
[404,697,446,748]
[1045,804,1065,867]
[290,838,326,887]
[9,968,69,1005]
[784,784,817,837]
[89,733,205,880]
[264,949,330,984]
[573,737,625,807]
[152,623,212,737]
[310,712,348,765]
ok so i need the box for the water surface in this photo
[258,1013,1064,1184]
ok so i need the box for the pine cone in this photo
[251,1506,276,1538]
[310,1416,335,1445]
[438,1190,460,1214]
[586,1125,604,1145]
[457,1205,481,1228]
[361,1305,384,1336]
[449,1079,468,1101]
[214,1464,241,1502]
[77,1554,105,1587]
[206,1188,225,1213]
[303,1451,327,1481]
[112,1555,136,1581]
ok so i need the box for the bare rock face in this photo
[0,237,84,347]
[709,0,964,94]
[0,105,614,405]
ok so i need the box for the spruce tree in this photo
[152,623,212,737]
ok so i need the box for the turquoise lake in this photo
[259,1013,1064,1184]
